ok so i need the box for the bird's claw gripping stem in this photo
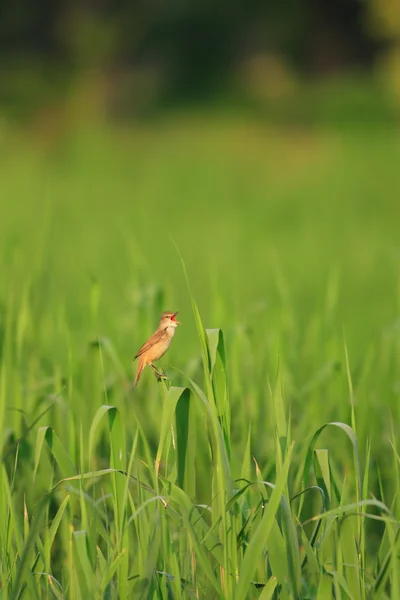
[150,364,168,381]
[156,373,168,381]
[155,371,168,381]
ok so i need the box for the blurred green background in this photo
[1,0,400,475]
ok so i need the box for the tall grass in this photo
[0,112,400,598]
[0,279,399,599]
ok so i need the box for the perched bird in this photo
[133,311,181,387]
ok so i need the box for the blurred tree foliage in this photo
[367,0,400,111]
[0,0,387,119]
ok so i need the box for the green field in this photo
[1,109,400,598]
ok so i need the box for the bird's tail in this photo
[133,357,145,388]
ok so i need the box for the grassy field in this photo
[0,109,400,598]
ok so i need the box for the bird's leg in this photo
[149,363,168,380]
[149,363,161,375]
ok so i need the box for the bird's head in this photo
[159,311,181,329]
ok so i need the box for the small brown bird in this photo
[133,311,181,387]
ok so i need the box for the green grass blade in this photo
[43,427,77,478]
[73,530,96,596]
[258,576,278,600]
[303,422,362,507]
[155,386,189,476]
[235,442,294,600]
[175,387,195,495]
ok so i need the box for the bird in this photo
[133,311,181,387]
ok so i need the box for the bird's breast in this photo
[148,338,172,361]
[165,326,176,337]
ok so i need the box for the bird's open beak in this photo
[172,312,181,324]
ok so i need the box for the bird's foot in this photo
[154,368,168,381]
[155,373,168,381]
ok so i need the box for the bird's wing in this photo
[134,329,166,359]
